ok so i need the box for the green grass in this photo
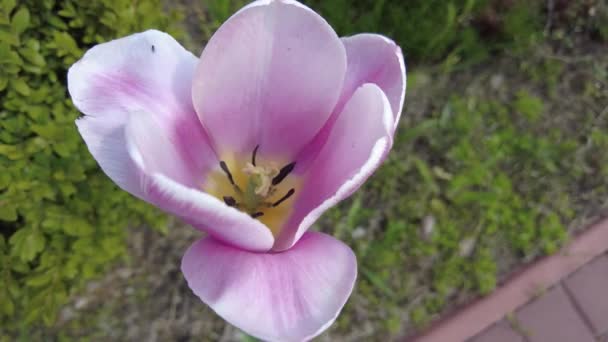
[320,53,608,337]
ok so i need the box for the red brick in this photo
[468,319,525,342]
[564,255,608,335]
[516,286,595,342]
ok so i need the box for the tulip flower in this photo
[68,0,405,340]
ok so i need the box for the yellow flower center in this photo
[242,162,278,197]
[204,146,301,237]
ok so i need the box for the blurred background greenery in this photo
[0,0,607,340]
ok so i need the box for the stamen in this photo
[272,188,295,207]
[219,161,235,185]
[252,145,260,166]
[223,196,237,207]
[272,162,296,186]
[251,212,264,218]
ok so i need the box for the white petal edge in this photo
[275,84,395,251]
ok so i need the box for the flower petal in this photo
[146,174,275,252]
[192,0,346,160]
[68,30,271,251]
[182,231,357,342]
[68,30,215,193]
[275,84,394,251]
[291,34,406,174]
[124,113,275,252]
[340,34,406,129]
[75,114,145,197]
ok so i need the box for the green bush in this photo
[305,0,545,66]
[324,69,608,332]
[197,0,546,66]
[0,0,183,333]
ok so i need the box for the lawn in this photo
[2,0,607,340]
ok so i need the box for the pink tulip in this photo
[68,0,405,340]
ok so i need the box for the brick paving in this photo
[564,255,608,336]
[412,220,608,342]
[469,254,608,342]
[469,320,524,342]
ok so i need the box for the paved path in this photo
[470,254,608,342]
[413,219,608,342]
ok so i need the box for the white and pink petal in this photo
[68,29,215,192]
[124,113,275,252]
[182,231,357,342]
[192,0,347,160]
[68,30,273,251]
[340,34,406,129]
[275,83,394,251]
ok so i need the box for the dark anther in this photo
[272,162,296,186]
[272,188,295,207]
[252,145,260,166]
[223,196,236,207]
[219,161,235,185]
[251,212,264,218]
[151,45,155,53]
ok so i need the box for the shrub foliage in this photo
[0,0,182,331]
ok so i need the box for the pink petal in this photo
[291,34,406,173]
[192,0,346,160]
[340,34,406,129]
[68,30,215,192]
[275,84,394,251]
[69,30,273,251]
[181,231,357,341]
[75,115,145,198]
[124,113,275,252]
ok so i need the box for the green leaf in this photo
[0,204,17,221]
[0,29,19,46]
[0,144,25,160]
[9,228,46,262]
[53,31,79,56]
[63,217,94,237]
[31,124,65,140]
[0,72,7,91]
[11,78,31,96]
[11,7,30,35]
[1,0,17,17]
[26,269,54,287]
[19,45,46,67]
[47,15,68,30]
[0,288,15,316]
